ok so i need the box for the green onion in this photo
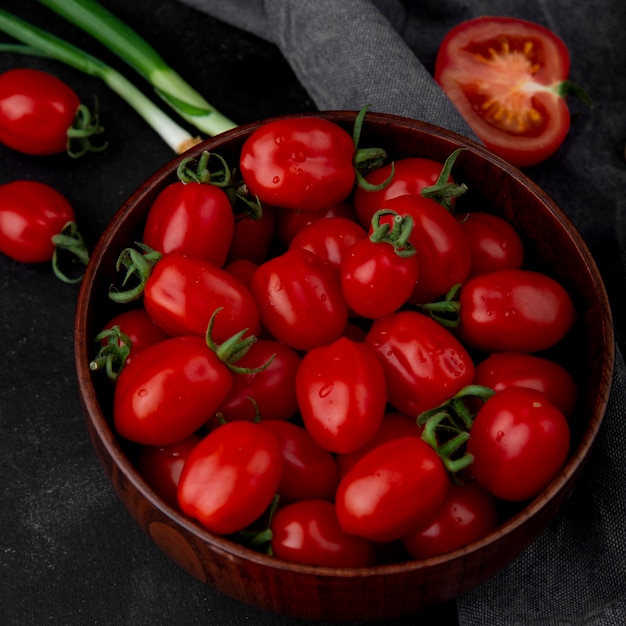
[38,0,237,136]
[0,8,202,153]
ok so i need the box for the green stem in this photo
[0,8,199,153]
[38,0,237,136]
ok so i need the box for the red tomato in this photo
[365,310,475,416]
[142,181,234,266]
[353,156,454,227]
[335,437,449,542]
[473,351,578,418]
[296,337,387,454]
[276,200,356,247]
[143,252,260,343]
[456,211,525,276]
[136,433,202,510]
[0,68,81,155]
[250,248,349,351]
[402,482,499,559]
[226,204,276,264]
[270,499,373,567]
[382,194,471,304]
[211,339,301,425]
[336,412,423,479]
[340,229,419,319]
[223,258,258,288]
[177,421,283,535]
[467,387,570,501]
[113,336,233,445]
[457,268,577,353]
[239,116,356,211]
[0,180,75,263]
[289,216,367,275]
[258,420,339,503]
[435,17,574,167]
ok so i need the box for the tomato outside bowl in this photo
[74,111,614,622]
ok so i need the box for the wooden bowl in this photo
[74,111,614,622]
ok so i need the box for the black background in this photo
[0,2,460,624]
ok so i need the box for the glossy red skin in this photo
[336,412,423,479]
[258,420,339,503]
[0,180,75,263]
[250,248,349,351]
[296,337,388,454]
[289,216,367,275]
[226,204,276,265]
[365,310,475,416]
[142,182,235,267]
[402,482,499,559]
[177,421,283,535]
[382,194,471,304]
[239,117,356,211]
[340,237,420,319]
[143,252,261,343]
[276,200,356,247]
[457,268,577,353]
[335,437,449,542]
[136,433,202,510]
[100,308,170,368]
[0,68,79,155]
[473,351,578,418]
[113,336,233,446]
[456,211,525,276]
[271,499,373,567]
[211,339,301,425]
[434,17,572,167]
[467,387,571,501]
[353,157,452,228]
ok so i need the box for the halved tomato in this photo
[434,17,577,167]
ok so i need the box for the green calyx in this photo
[89,324,132,381]
[108,242,162,303]
[418,384,495,479]
[51,220,89,283]
[556,80,593,107]
[417,283,462,328]
[66,100,107,158]
[177,150,232,186]
[369,209,417,258]
[421,148,468,210]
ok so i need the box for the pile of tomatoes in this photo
[93,112,578,568]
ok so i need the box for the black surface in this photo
[0,2,459,625]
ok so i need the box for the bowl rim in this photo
[74,110,616,579]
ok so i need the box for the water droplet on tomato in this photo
[138,388,148,398]
[319,383,334,398]
[272,175,280,184]
[496,430,505,442]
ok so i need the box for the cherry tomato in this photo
[227,204,276,264]
[239,116,356,211]
[401,482,499,559]
[142,181,234,267]
[353,156,454,227]
[457,268,577,353]
[336,412,423,479]
[211,339,301,426]
[383,194,471,304]
[435,17,575,167]
[456,211,525,276]
[258,420,339,503]
[0,68,81,155]
[113,335,234,445]
[250,248,349,351]
[223,258,258,288]
[136,433,202,510]
[143,252,261,343]
[276,200,356,247]
[467,387,570,501]
[270,499,373,567]
[473,351,578,418]
[0,180,75,263]
[296,337,387,454]
[365,310,475,416]
[177,421,283,535]
[335,437,449,542]
[289,216,367,275]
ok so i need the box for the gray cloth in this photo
[179,1,626,624]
